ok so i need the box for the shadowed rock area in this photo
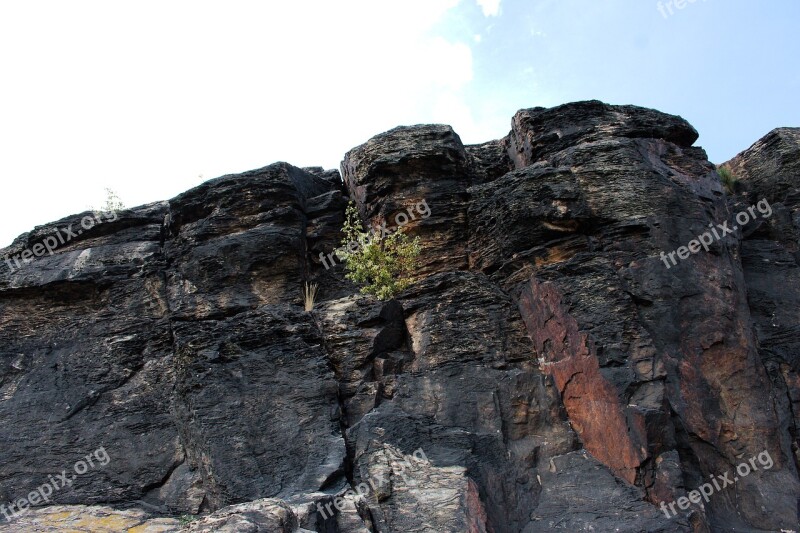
[1,103,798,532]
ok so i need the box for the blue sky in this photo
[448,0,800,161]
[0,0,798,246]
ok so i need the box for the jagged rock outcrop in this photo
[723,127,800,511]
[1,103,798,532]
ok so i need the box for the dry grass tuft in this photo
[303,282,318,312]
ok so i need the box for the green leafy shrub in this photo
[338,202,421,301]
[179,514,198,525]
[87,188,126,214]
[717,166,738,194]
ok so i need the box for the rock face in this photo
[0,103,798,532]
[722,127,800,528]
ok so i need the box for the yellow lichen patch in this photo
[128,519,183,533]
[0,506,182,533]
[67,513,142,530]
[39,510,77,521]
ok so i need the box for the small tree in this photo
[103,188,126,211]
[717,166,738,194]
[338,202,421,301]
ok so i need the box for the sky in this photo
[0,0,798,247]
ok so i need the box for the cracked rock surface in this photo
[1,103,798,531]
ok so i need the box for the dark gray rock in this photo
[1,103,799,532]
[525,450,691,532]
[507,100,699,167]
[466,139,514,185]
[723,127,800,207]
[725,128,800,506]
[341,124,472,275]
[172,305,345,509]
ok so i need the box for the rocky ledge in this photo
[1,101,798,532]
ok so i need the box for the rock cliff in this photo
[1,102,798,532]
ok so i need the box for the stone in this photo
[1,103,799,532]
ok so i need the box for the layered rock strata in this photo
[1,103,798,532]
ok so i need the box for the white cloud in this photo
[476,0,501,17]
[0,0,478,246]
